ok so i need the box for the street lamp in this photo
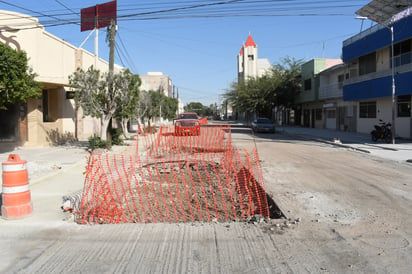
[356,16,396,144]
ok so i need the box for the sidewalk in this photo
[0,144,90,186]
[277,126,412,164]
[225,120,412,164]
[0,139,138,224]
[0,139,138,186]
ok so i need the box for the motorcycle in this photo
[371,119,392,143]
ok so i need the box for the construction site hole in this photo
[74,125,284,224]
[76,153,284,224]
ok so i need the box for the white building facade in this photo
[237,34,272,83]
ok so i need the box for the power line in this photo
[0,0,79,26]
[54,0,77,15]
[116,31,138,72]
[114,42,126,68]
[0,0,366,29]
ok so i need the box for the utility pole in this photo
[108,19,116,79]
[107,19,116,141]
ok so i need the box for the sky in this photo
[0,0,373,106]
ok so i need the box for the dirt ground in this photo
[243,129,412,273]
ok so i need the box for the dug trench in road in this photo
[76,125,285,224]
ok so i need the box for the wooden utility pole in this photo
[108,19,116,78]
[107,19,116,141]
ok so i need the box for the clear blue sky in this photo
[0,0,372,106]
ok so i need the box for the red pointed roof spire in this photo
[239,46,244,55]
[245,34,256,47]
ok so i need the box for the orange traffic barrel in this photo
[1,154,33,219]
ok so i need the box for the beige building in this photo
[140,72,173,97]
[0,10,123,147]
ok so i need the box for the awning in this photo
[356,0,410,23]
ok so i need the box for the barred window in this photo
[359,101,376,118]
[359,52,376,76]
[304,79,311,91]
[315,109,322,120]
[397,95,411,117]
[327,109,336,119]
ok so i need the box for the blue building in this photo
[342,0,412,139]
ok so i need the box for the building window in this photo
[346,105,353,117]
[66,91,75,99]
[359,101,376,118]
[315,109,322,120]
[327,109,336,119]
[393,39,411,67]
[359,52,376,76]
[248,55,254,61]
[338,74,344,89]
[304,79,311,91]
[397,95,411,117]
[42,89,49,122]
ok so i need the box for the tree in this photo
[113,70,141,138]
[143,90,178,127]
[69,66,140,141]
[0,43,41,110]
[145,90,162,128]
[161,96,178,120]
[135,90,150,128]
[184,102,203,115]
[272,56,303,107]
[223,56,303,118]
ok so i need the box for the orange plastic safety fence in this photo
[77,148,269,224]
[136,125,231,157]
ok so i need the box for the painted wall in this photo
[356,97,411,138]
[140,74,171,96]
[298,59,342,104]
[0,10,124,146]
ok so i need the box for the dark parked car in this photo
[251,118,275,133]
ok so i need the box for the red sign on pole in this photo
[81,0,117,32]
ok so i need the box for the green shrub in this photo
[88,135,111,150]
[111,128,124,145]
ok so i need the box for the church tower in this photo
[237,34,258,84]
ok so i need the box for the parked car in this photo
[251,118,275,133]
[174,112,201,136]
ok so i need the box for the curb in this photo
[278,130,371,154]
[317,139,371,153]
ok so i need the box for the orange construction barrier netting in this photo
[77,148,268,224]
[137,125,231,157]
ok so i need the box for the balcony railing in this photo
[319,82,343,99]
[393,51,412,67]
[345,61,412,86]
[343,23,385,47]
